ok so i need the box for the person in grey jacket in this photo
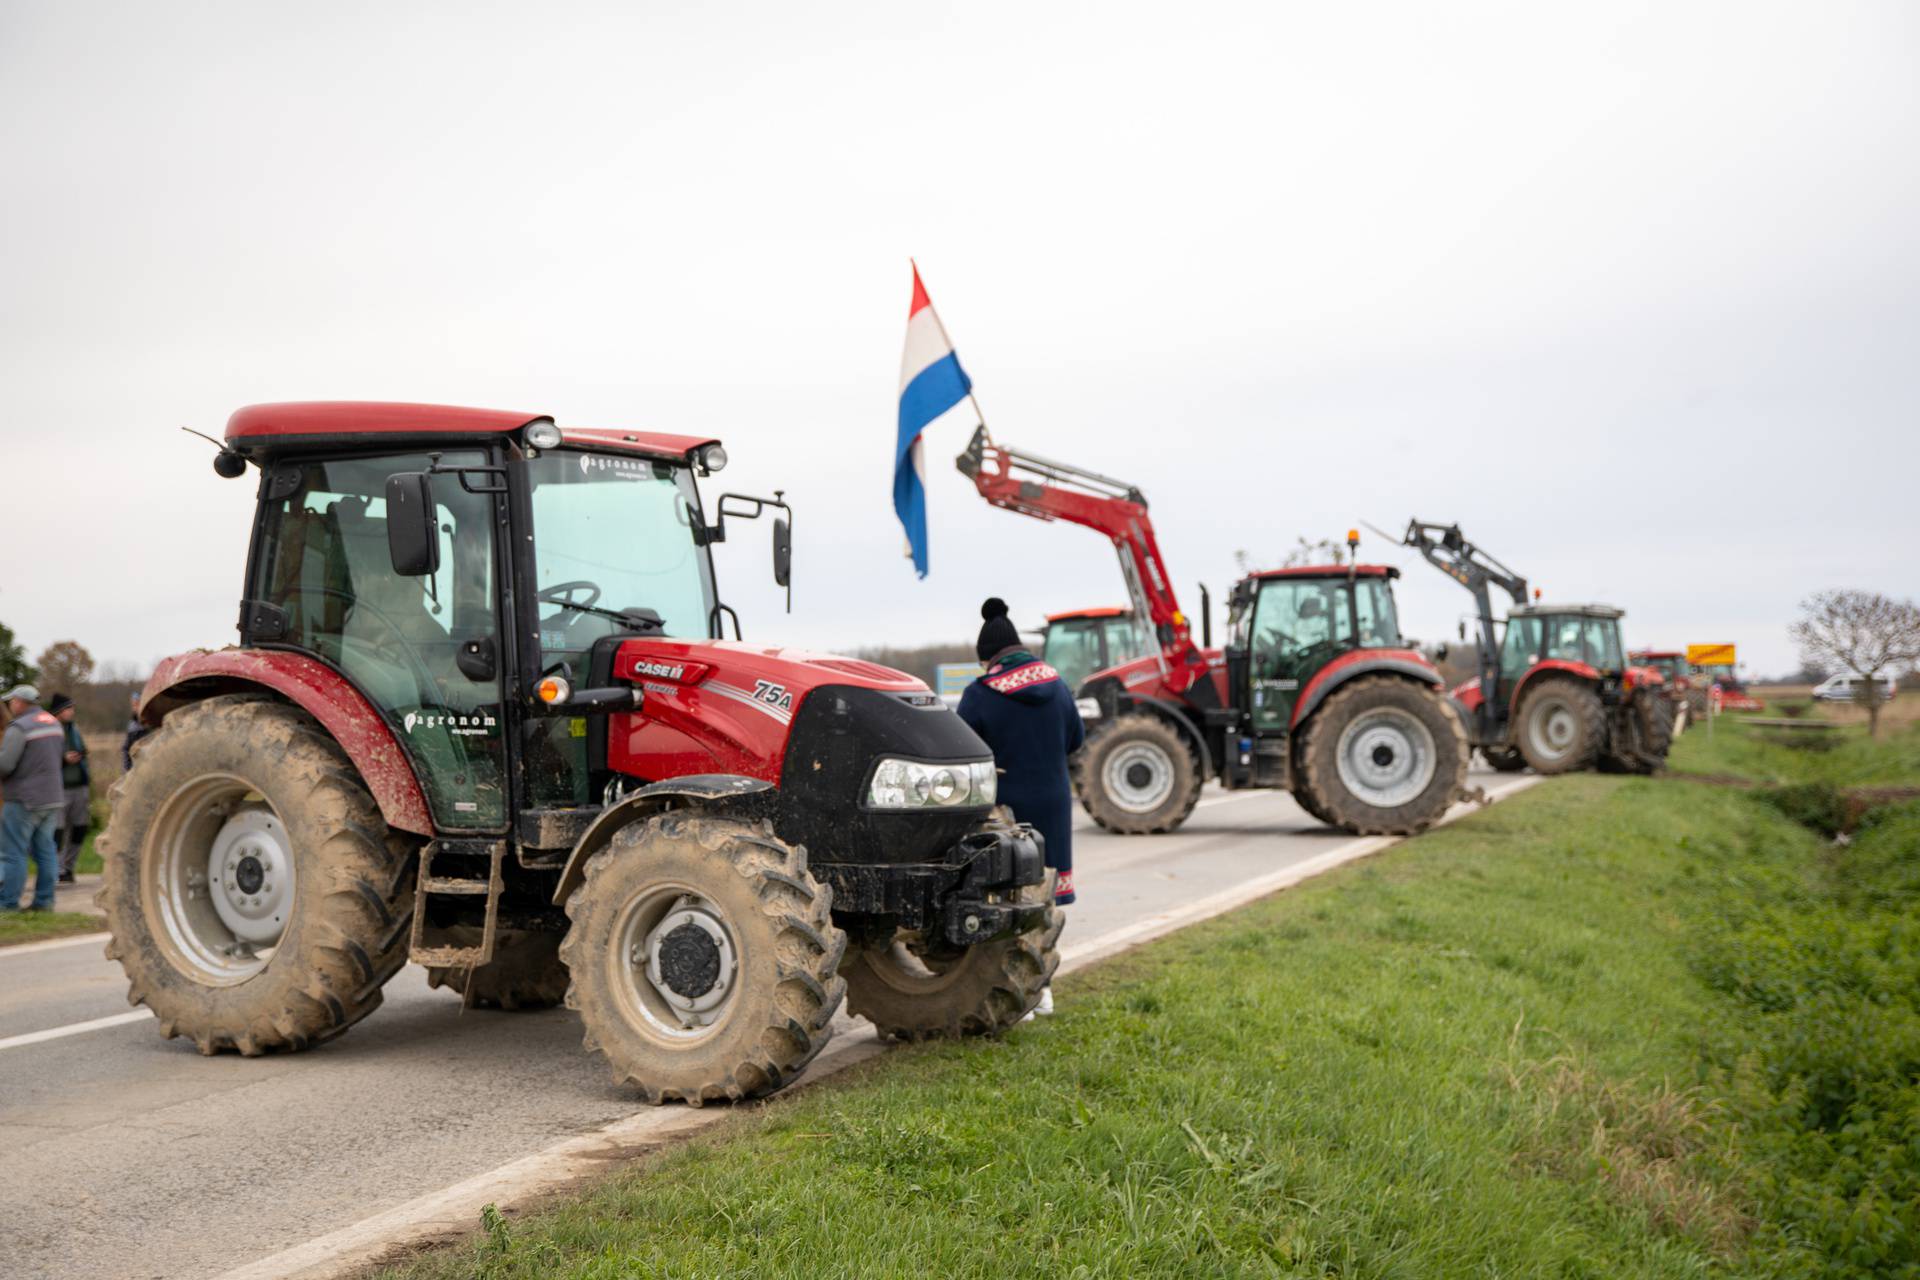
[1,684,68,911]
[47,693,90,883]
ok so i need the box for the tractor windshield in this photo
[1242,576,1401,732]
[526,452,717,653]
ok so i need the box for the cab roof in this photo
[1250,564,1398,581]
[1045,606,1133,623]
[223,402,719,463]
[1510,603,1624,620]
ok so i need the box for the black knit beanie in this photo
[976,597,1021,662]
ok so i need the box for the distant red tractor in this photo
[960,430,1468,836]
[1038,606,1153,697]
[1399,521,1674,774]
[100,403,1060,1103]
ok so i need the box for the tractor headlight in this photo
[867,758,997,810]
[524,421,562,450]
[699,443,728,473]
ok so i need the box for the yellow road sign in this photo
[1687,643,1736,666]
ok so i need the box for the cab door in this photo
[251,450,509,831]
[1247,579,1343,734]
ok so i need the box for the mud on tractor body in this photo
[99,402,1059,1104]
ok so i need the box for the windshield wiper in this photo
[548,600,665,633]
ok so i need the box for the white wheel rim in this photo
[1529,697,1580,761]
[1334,708,1436,808]
[144,774,295,985]
[614,885,740,1041]
[1102,739,1175,814]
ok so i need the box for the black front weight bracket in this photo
[938,822,1047,948]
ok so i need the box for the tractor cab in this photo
[1628,650,1691,690]
[1496,604,1632,708]
[1040,607,1151,694]
[1227,566,1405,735]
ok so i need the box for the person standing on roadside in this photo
[0,685,69,911]
[957,598,1084,1016]
[48,693,90,884]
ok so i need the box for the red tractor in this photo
[100,402,1061,1104]
[1038,606,1153,697]
[1400,521,1674,774]
[1628,649,1696,730]
[958,430,1468,836]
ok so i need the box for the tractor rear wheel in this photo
[427,928,570,1010]
[1515,676,1604,773]
[1482,745,1528,772]
[96,695,415,1055]
[1077,714,1201,834]
[1296,676,1468,836]
[560,812,846,1105]
[844,872,1062,1040]
[1607,691,1676,775]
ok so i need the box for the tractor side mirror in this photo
[772,516,792,588]
[385,473,440,577]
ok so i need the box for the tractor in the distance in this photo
[1628,650,1696,730]
[100,402,1060,1105]
[958,429,1468,837]
[1038,606,1153,698]
[1399,520,1674,774]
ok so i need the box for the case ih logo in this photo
[630,659,687,681]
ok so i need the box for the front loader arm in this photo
[1401,520,1531,730]
[957,427,1207,692]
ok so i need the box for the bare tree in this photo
[1278,536,1348,569]
[34,639,95,697]
[1789,590,1920,737]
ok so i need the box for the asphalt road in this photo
[0,769,1512,1280]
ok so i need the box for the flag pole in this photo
[913,259,990,441]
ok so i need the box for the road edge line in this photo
[0,930,111,958]
[215,775,1539,1280]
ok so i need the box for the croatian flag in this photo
[895,263,973,578]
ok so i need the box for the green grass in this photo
[1667,713,1920,789]
[0,909,104,946]
[368,724,1920,1280]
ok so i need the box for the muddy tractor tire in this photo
[1515,676,1605,773]
[560,812,846,1105]
[1295,676,1469,836]
[96,695,416,1056]
[1604,690,1676,776]
[1482,745,1529,773]
[844,872,1063,1040]
[1076,713,1201,834]
[1289,768,1337,825]
[427,927,570,1010]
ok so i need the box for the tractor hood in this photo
[600,638,964,786]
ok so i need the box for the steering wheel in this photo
[279,585,447,697]
[537,580,603,610]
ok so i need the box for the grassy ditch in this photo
[0,909,105,947]
[374,724,1920,1280]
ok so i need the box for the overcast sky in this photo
[2,1,1915,680]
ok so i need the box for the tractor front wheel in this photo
[1606,691,1675,775]
[1076,714,1200,834]
[1515,677,1605,773]
[844,872,1062,1040]
[1296,677,1468,836]
[96,695,415,1056]
[560,812,846,1105]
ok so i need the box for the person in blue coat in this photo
[957,598,1085,918]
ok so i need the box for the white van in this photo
[1811,672,1900,702]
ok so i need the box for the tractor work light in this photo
[866,758,997,810]
[524,421,562,450]
[699,443,728,473]
[536,675,571,705]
